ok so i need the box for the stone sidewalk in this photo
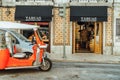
[48,53,120,64]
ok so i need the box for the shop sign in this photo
[81,17,97,22]
[25,16,42,21]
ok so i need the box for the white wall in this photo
[54,0,70,3]
[2,0,15,6]
[2,0,15,2]
[114,0,120,3]
[113,4,120,55]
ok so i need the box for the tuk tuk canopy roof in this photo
[0,21,39,29]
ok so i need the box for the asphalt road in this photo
[0,62,120,80]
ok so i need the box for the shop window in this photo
[116,18,120,36]
[39,25,49,43]
[22,22,49,43]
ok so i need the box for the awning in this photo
[70,6,107,22]
[15,6,53,22]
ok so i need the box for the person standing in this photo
[81,27,88,49]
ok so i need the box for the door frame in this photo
[72,22,76,53]
[94,22,103,54]
[72,22,103,54]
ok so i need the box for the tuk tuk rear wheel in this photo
[39,58,52,71]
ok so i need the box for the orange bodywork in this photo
[0,48,10,69]
[0,30,46,70]
[34,30,45,62]
[2,45,36,68]
[7,58,34,67]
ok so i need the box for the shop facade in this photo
[15,5,53,52]
[1,0,120,56]
[0,5,53,52]
[51,2,113,56]
[70,6,107,54]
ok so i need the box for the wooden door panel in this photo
[72,22,76,53]
[94,22,103,54]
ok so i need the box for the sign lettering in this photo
[81,17,97,22]
[25,16,42,21]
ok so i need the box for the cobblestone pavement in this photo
[0,62,120,80]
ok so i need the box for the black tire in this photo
[39,58,52,71]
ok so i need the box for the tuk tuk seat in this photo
[13,53,26,58]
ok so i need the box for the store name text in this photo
[81,17,97,22]
[25,16,42,21]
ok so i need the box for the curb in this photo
[51,59,120,64]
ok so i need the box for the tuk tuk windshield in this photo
[11,30,30,42]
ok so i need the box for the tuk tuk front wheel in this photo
[39,58,52,71]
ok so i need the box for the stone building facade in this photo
[0,0,120,56]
